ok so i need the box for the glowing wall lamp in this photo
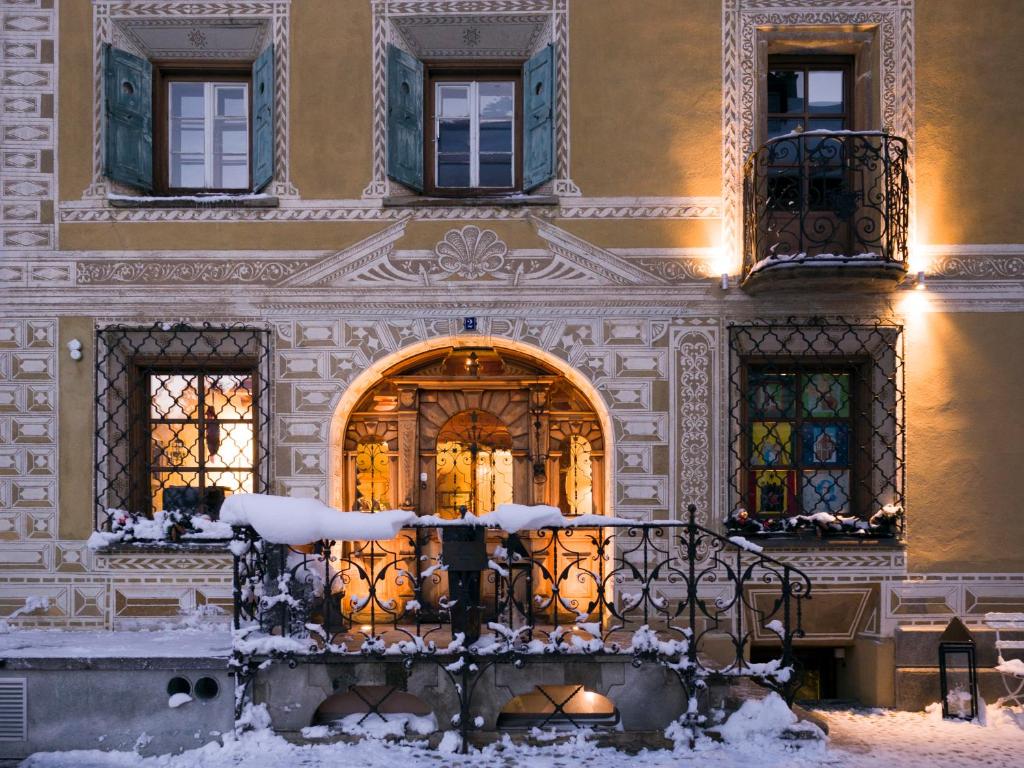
[915,270,926,290]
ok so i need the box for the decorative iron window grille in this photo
[95,323,271,531]
[727,319,904,538]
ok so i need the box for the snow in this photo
[716,694,818,742]
[747,251,897,276]
[996,658,1024,676]
[220,494,416,544]
[221,494,639,545]
[87,509,234,548]
[0,628,232,659]
[19,702,1024,767]
[168,693,192,709]
[727,536,764,554]
[108,192,274,204]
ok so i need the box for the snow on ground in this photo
[18,700,1024,768]
[0,628,232,659]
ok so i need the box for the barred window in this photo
[96,324,271,530]
[728,321,904,536]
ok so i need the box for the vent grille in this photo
[0,679,27,741]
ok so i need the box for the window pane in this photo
[150,374,199,419]
[808,71,844,114]
[205,374,253,420]
[438,119,470,153]
[207,470,253,498]
[479,82,514,118]
[766,118,803,140]
[439,85,469,118]
[170,83,204,118]
[213,159,247,189]
[151,471,200,513]
[802,470,850,515]
[171,121,205,154]
[767,71,804,114]
[802,373,850,417]
[205,423,253,468]
[215,85,247,118]
[480,121,512,153]
[151,423,200,469]
[171,158,205,188]
[750,421,793,467]
[437,159,470,187]
[215,119,248,154]
[799,423,850,466]
[479,154,512,187]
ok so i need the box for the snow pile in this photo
[220,494,416,544]
[87,509,233,548]
[0,596,50,632]
[222,494,638,545]
[996,658,1024,676]
[167,693,192,709]
[716,693,822,743]
[328,712,437,739]
[748,251,892,276]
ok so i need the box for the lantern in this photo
[938,617,978,720]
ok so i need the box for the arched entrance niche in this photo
[329,338,613,519]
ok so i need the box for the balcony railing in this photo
[231,505,813,745]
[742,131,909,285]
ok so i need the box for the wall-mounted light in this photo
[419,471,428,490]
[720,273,730,291]
[915,270,926,290]
[66,338,82,361]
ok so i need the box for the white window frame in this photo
[433,80,516,190]
[168,81,250,190]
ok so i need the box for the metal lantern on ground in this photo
[938,617,978,720]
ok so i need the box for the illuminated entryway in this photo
[337,346,606,517]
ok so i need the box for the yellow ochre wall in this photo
[915,0,1024,245]
[905,312,1024,573]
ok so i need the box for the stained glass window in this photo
[745,367,854,517]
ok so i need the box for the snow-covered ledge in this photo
[107,193,279,209]
[220,493,635,546]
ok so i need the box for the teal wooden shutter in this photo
[103,44,152,191]
[522,44,555,191]
[251,44,275,192]
[387,44,423,192]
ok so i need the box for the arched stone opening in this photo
[330,341,611,518]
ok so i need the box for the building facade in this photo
[1,0,1023,729]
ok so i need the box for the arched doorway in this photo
[337,346,606,518]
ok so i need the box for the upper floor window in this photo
[387,44,554,196]
[162,75,250,191]
[766,57,852,139]
[103,44,274,195]
[429,75,519,194]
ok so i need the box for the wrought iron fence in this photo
[743,131,909,279]
[231,504,813,745]
[727,319,905,538]
[95,323,272,531]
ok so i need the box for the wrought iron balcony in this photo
[231,505,813,746]
[742,131,909,292]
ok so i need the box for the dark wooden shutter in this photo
[103,44,152,191]
[387,44,424,192]
[522,44,555,191]
[251,44,275,192]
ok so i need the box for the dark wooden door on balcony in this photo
[765,58,854,259]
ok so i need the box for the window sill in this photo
[383,194,559,208]
[107,193,279,209]
[747,532,905,549]
[90,539,232,554]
